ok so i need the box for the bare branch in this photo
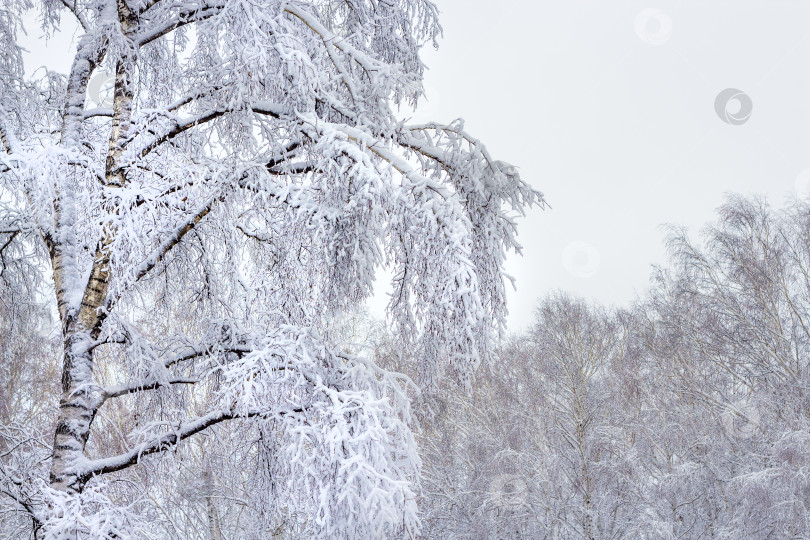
[163,344,253,368]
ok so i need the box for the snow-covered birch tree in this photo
[0,1,541,537]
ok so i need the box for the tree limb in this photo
[99,376,199,403]
[58,0,90,31]
[130,101,288,162]
[77,406,302,481]
[137,4,226,46]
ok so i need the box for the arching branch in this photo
[58,0,90,31]
[136,3,226,46]
[77,406,303,481]
[131,101,288,162]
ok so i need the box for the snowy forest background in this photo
[2,1,810,539]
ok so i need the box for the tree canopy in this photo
[0,1,540,537]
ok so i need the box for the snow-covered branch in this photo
[99,376,199,402]
[77,409,257,480]
[136,3,226,46]
[131,101,289,161]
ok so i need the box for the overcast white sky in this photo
[20,1,810,332]
[406,0,810,331]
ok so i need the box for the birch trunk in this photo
[48,0,135,492]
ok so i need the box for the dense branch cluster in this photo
[0,1,540,538]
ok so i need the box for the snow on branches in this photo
[0,0,542,537]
